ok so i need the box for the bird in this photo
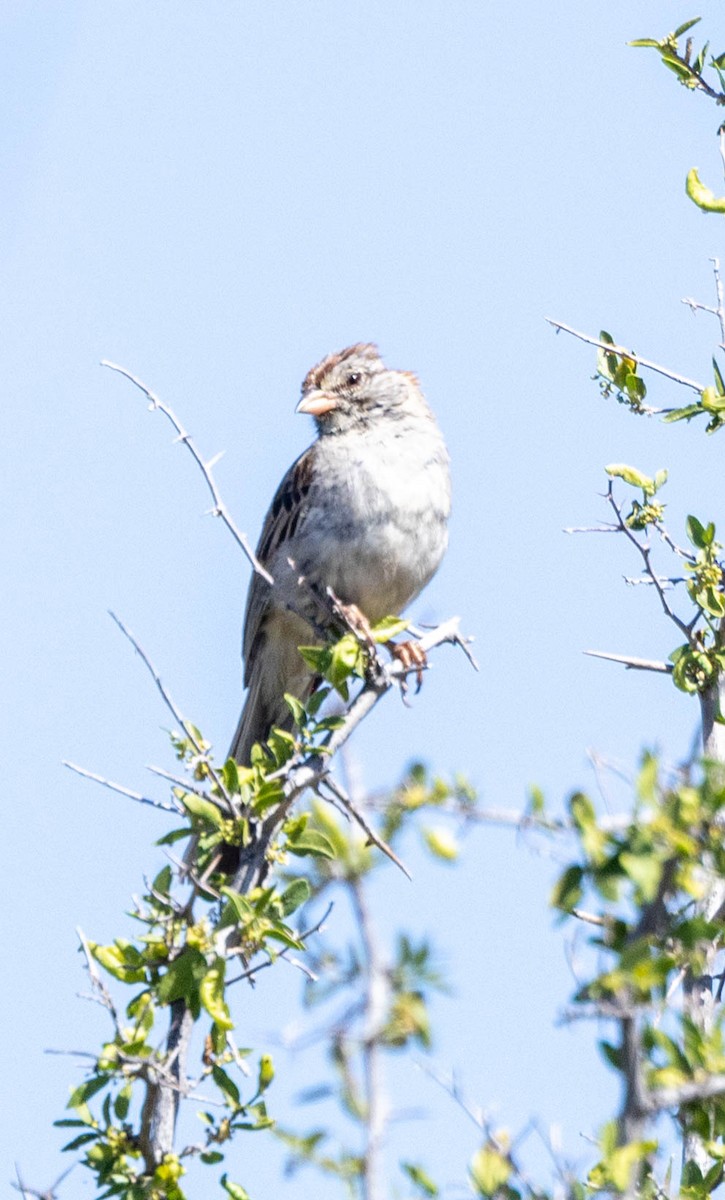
[229,342,451,766]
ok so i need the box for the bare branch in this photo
[63,761,181,812]
[108,611,230,803]
[683,257,725,348]
[649,1073,725,1112]
[76,927,120,1035]
[12,1163,75,1200]
[605,486,692,638]
[146,764,236,818]
[320,774,411,879]
[584,650,672,674]
[545,319,705,394]
[101,360,272,585]
[564,524,619,534]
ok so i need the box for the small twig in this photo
[687,258,725,348]
[12,1163,75,1200]
[228,904,332,987]
[320,774,411,879]
[649,1073,725,1112]
[226,1033,252,1076]
[101,360,272,584]
[564,524,619,535]
[584,650,672,674]
[63,761,181,812]
[545,319,705,393]
[713,257,725,347]
[76,927,120,1033]
[417,1059,487,1132]
[623,575,684,589]
[571,908,607,927]
[605,486,691,638]
[146,765,237,818]
[108,611,229,803]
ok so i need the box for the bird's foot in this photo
[390,639,428,696]
[333,598,376,646]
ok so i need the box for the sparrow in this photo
[229,343,451,764]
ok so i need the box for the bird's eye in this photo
[345,371,362,387]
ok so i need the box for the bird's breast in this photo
[277,425,450,621]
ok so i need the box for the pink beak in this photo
[296,389,338,417]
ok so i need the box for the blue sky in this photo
[4,2,725,1194]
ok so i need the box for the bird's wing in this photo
[242,442,316,683]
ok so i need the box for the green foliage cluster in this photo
[57,624,478,1199]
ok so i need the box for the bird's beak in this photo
[296,389,338,417]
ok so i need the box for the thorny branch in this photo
[101,360,273,586]
[545,318,705,396]
[682,257,725,348]
[604,483,692,639]
[108,611,231,808]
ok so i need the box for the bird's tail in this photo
[228,675,286,766]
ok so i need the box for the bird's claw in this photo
[390,639,428,695]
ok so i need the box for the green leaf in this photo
[200,958,234,1031]
[278,878,311,916]
[686,515,715,549]
[423,827,459,861]
[257,1053,274,1093]
[527,786,545,814]
[287,829,336,859]
[219,886,252,927]
[674,17,702,38]
[156,825,193,846]
[661,54,695,81]
[221,1175,251,1200]
[470,1146,511,1195]
[625,373,647,401]
[551,865,583,912]
[402,1161,440,1197]
[222,757,241,794]
[68,1075,110,1110]
[306,685,330,716]
[620,852,662,901]
[328,633,364,691]
[713,358,725,395]
[663,403,705,423]
[636,753,659,803]
[90,941,146,985]
[629,38,662,49]
[569,790,596,831]
[180,793,225,828]
[605,463,655,493]
[298,644,330,673]
[61,1131,99,1151]
[687,167,725,213]
[370,615,409,643]
[200,1151,225,1164]
[114,1084,132,1120]
[701,386,725,412]
[151,865,172,895]
[599,1040,623,1070]
[284,693,307,727]
[157,947,207,1009]
[212,1064,241,1110]
[606,1140,658,1190]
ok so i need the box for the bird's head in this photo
[296,343,426,433]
